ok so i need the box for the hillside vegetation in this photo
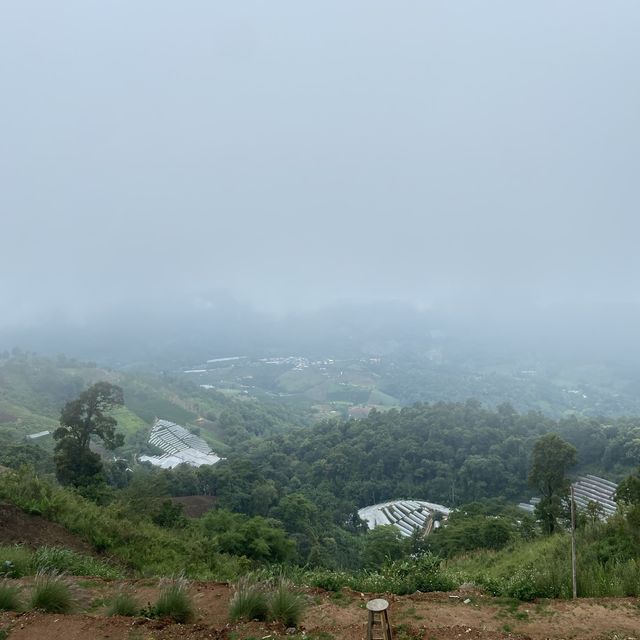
[2,352,640,607]
[0,352,307,458]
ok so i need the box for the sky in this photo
[1,1,640,328]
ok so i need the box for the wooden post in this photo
[571,485,577,599]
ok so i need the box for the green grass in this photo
[152,579,195,623]
[0,545,32,578]
[395,623,424,640]
[328,590,353,607]
[268,580,306,628]
[229,578,305,627]
[107,590,140,617]
[297,553,456,596]
[0,581,21,611]
[446,532,640,600]
[0,545,120,579]
[0,468,248,580]
[367,389,399,406]
[32,547,122,578]
[30,572,73,613]
[277,369,327,394]
[446,535,572,600]
[0,401,59,439]
[122,383,197,425]
[109,407,148,436]
[229,579,268,622]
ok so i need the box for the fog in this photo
[2,2,640,356]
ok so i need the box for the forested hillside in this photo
[3,351,640,602]
[0,351,307,459]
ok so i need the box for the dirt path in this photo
[0,580,639,639]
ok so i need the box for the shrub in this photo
[229,579,269,622]
[618,559,640,597]
[268,580,306,628]
[302,569,348,592]
[30,572,73,613]
[0,581,21,611]
[302,554,456,596]
[152,579,194,623]
[0,546,32,578]
[107,590,140,617]
[31,547,121,579]
[504,568,540,601]
[383,553,457,594]
[0,469,248,581]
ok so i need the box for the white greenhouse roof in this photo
[139,418,223,469]
[572,475,618,518]
[358,499,450,537]
[26,430,51,439]
[518,475,618,520]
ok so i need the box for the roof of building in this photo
[358,499,450,537]
[140,418,222,469]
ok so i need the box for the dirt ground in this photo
[0,503,95,554]
[0,579,639,640]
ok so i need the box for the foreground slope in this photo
[1,579,639,639]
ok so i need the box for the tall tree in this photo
[54,382,124,487]
[528,433,577,534]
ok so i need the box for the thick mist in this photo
[1,1,639,359]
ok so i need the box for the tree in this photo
[615,469,640,507]
[200,509,295,563]
[528,433,577,534]
[585,500,605,525]
[615,468,640,541]
[362,525,406,568]
[53,382,124,487]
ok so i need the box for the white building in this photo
[358,499,450,537]
[139,418,222,469]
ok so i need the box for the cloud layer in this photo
[2,1,639,325]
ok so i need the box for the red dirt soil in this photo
[0,502,94,554]
[1,579,639,640]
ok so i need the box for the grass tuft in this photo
[229,579,269,622]
[30,572,73,613]
[0,546,32,578]
[268,579,306,628]
[0,581,21,611]
[32,547,121,579]
[107,590,140,617]
[152,579,194,623]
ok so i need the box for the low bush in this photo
[301,553,457,596]
[0,469,248,581]
[0,581,21,611]
[268,580,305,628]
[0,546,31,578]
[31,547,121,579]
[229,579,269,622]
[0,545,120,580]
[107,590,140,617]
[30,572,73,613]
[152,579,194,623]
